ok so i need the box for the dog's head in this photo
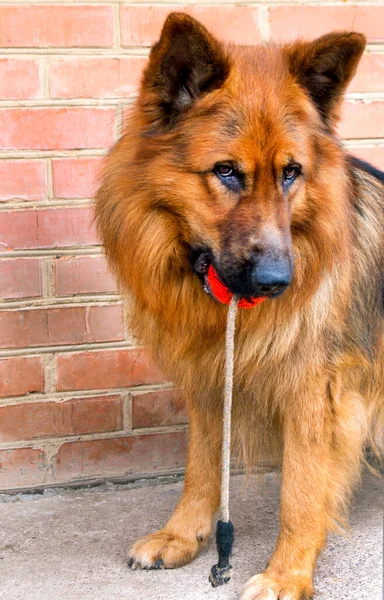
[135,14,365,302]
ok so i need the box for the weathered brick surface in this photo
[339,101,384,140]
[349,54,384,94]
[0,258,42,300]
[51,157,102,199]
[0,5,114,48]
[120,5,262,46]
[55,430,187,481]
[0,305,124,349]
[0,108,115,151]
[0,160,46,201]
[54,255,117,296]
[0,1,382,492]
[0,207,98,251]
[0,395,123,442]
[56,348,164,392]
[132,389,188,429]
[0,59,41,99]
[49,57,147,99]
[270,5,384,43]
[0,447,46,490]
[0,356,44,399]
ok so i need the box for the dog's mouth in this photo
[191,249,213,293]
[191,249,267,309]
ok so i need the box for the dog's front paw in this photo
[241,573,313,600]
[128,529,200,570]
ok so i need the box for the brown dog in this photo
[95,14,384,599]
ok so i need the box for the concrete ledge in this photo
[0,470,382,600]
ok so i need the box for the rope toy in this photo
[207,266,266,587]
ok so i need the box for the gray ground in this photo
[0,471,382,600]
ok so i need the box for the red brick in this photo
[121,5,262,47]
[349,147,384,171]
[49,57,147,99]
[0,59,40,99]
[0,160,46,201]
[0,304,124,349]
[0,258,42,300]
[52,157,102,199]
[0,447,46,490]
[54,255,117,296]
[56,347,165,392]
[339,101,384,140]
[0,5,113,48]
[0,207,98,251]
[349,53,384,94]
[55,430,187,481]
[0,395,123,443]
[270,6,384,43]
[0,108,115,150]
[0,356,44,399]
[132,389,187,429]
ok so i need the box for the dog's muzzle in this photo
[192,250,268,308]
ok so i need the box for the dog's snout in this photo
[252,267,292,297]
[252,261,292,296]
[218,248,293,299]
[251,256,292,296]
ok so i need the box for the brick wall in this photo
[0,2,383,492]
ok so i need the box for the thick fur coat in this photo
[95,14,384,599]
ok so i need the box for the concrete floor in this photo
[0,471,382,600]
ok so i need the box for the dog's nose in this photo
[252,267,292,297]
[255,281,289,296]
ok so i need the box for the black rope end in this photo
[209,520,234,587]
[209,563,232,587]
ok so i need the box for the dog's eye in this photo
[283,164,302,184]
[216,164,233,178]
[213,162,243,192]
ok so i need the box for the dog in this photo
[95,13,384,599]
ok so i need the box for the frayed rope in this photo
[209,295,238,587]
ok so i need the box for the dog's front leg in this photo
[128,405,222,569]
[242,379,366,600]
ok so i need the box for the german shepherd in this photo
[95,14,384,599]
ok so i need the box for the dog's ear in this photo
[141,12,229,130]
[286,32,366,128]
